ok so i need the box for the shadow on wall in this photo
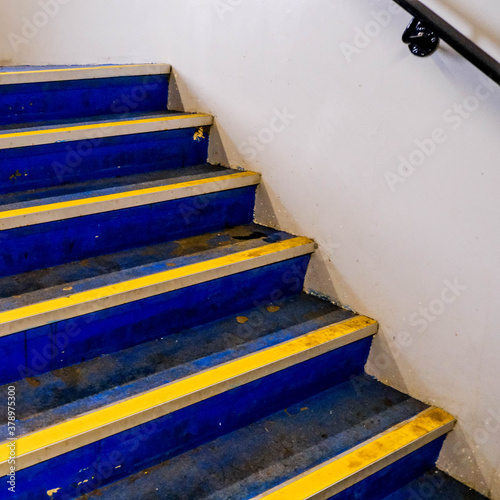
[0,5,27,66]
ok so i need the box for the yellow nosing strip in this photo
[255,407,455,500]
[0,64,166,77]
[0,316,376,467]
[0,113,211,140]
[0,237,313,332]
[0,171,259,223]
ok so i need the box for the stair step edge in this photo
[0,64,171,85]
[0,315,378,474]
[252,407,456,500]
[0,170,260,230]
[5,297,353,439]
[0,236,316,337]
[0,112,213,149]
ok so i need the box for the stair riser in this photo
[0,75,169,127]
[330,437,446,500]
[11,338,372,499]
[0,186,256,278]
[1,256,310,384]
[0,128,209,193]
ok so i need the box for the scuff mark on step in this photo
[9,170,22,182]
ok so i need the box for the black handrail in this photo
[393,0,500,85]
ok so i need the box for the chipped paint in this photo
[267,305,280,313]
[9,170,22,181]
[0,316,376,469]
[193,127,205,141]
[254,408,455,499]
[0,114,212,142]
[46,488,61,497]
[0,236,314,338]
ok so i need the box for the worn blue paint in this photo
[0,225,289,302]
[384,467,488,499]
[10,343,378,499]
[0,186,256,278]
[0,127,209,193]
[331,438,446,500]
[88,376,426,500]
[0,293,353,437]
[0,75,169,126]
[0,255,311,385]
[0,331,25,388]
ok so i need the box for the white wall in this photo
[1,0,500,496]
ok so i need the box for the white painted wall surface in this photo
[1,0,500,496]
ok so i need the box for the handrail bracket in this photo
[402,18,440,57]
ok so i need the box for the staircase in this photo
[0,64,483,499]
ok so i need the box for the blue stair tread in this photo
[0,109,186,132]
[0,163,234,208]
[384,468,488,499]
[0,224,289,305]
[0,294,354,438]
[79,375,429,500]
